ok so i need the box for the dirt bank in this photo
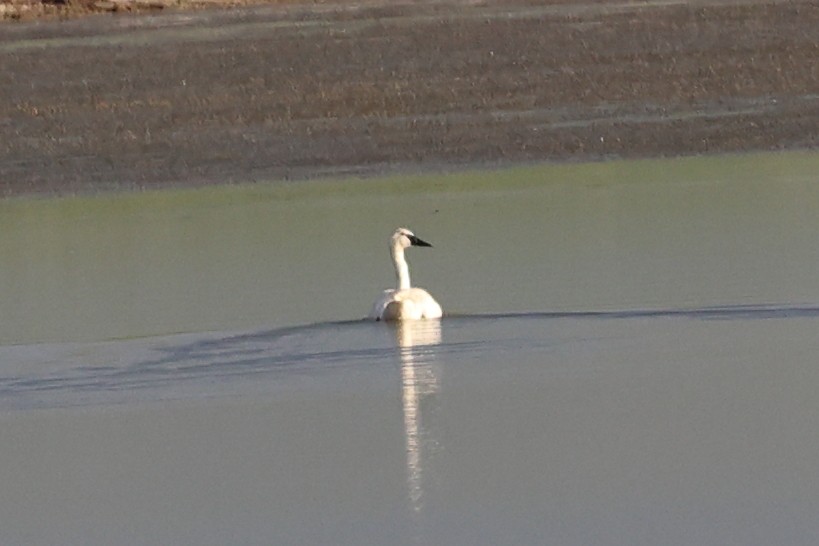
[1,0,818,196]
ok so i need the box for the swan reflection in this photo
[395,319,442,513]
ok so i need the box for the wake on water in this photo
[1,304,817,411]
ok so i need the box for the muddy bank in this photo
[1,0,818,196]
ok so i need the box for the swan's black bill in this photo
[409,235,433,247]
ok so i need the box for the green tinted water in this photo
[3,151,818,345]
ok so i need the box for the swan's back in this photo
[370,288,443,321]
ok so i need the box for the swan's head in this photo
[391,227,433,250]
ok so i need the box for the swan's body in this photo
[369,228,442,321]
[372,287,442,321]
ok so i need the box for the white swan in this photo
[369,228,443,321]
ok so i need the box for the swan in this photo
[369,227,443,321]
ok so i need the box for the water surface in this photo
[2,151,819,545]
[2,151,819,344]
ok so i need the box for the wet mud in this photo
[1,0,818,195]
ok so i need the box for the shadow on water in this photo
[1,304,818,411]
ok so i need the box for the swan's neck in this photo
[392,246,411,290]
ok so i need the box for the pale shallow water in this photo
[3,151,819,545]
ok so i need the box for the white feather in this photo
[369,228,443,321]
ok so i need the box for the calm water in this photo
[2,152,819,545]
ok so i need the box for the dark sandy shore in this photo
[1,0,818,196]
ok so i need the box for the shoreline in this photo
[2,0,818,197]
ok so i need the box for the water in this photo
[2,151,819,545]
